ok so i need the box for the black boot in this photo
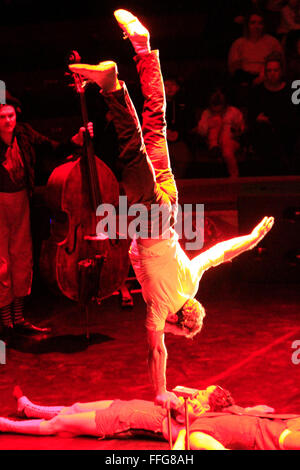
[13,320,51,336]
[12,297,51,336]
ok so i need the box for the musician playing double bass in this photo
[0,91,93,343]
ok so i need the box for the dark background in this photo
[0,1,239,126]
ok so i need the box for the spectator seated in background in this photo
[195,88,245,178]
[277,0,300,44]
[286,34,300,77]
[228,9,284,106]
[264,0,286,34]
[164,77,195,179]
[233,0,267,30]
[248,51,299,175]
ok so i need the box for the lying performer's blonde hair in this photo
[177,386,235,418]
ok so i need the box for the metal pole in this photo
[167,409,173,449]
[184,399,190,450]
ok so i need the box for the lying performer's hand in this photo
[155,391,182,410]
[244,404,275,413]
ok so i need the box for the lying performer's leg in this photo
[49,412,99,436]
[14,386,113,419]
[14,386,64,419]
[0,417,52,435]
[50,400,164,440]
[0,412,99,437]
[20,397,113,419]
[66,400,114,414]
[2,401,150,438]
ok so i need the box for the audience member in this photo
[264,0,286,34]
[196,89,245,178]
[248,52,299,174]
[277,0,300,43]
[233,0,267,30]
[228,10,284,106]
[286,35,300,77]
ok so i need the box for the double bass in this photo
[40,51,130,304]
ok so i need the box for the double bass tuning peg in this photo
[66,50,88,92]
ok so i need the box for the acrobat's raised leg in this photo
[69,61,158,214]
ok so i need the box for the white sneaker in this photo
[69,61,120,92]
[114,9,150,54]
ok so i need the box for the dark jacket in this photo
[193,405,300,420]
[0,122,76,193]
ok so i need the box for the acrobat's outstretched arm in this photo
[218,216,274,263]
[192,216,274,276]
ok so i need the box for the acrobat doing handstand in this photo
[69,9,274,408]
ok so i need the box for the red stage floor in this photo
[0,270,299,452]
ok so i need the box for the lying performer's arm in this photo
[173,430,228,450]
[192,216,274,275]
[189,431,228,450]
[244,405,275,413]
[172,429,187,450]
[147,330,179,409]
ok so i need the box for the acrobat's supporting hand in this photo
[155,391,182,410]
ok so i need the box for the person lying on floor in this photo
[173,408,300,450]
[0,385,234,444]
[2,385,300,450]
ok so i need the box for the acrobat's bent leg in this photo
[101,84,159,209]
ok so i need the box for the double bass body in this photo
[40,154,130,302]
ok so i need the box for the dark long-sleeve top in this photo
[189,405,300,450]
[0,122,77,193]
[248,82,299,133]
